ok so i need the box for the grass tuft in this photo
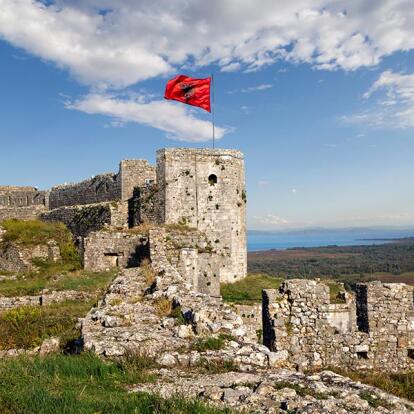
[221,273,283,304]
[191,335,226,352]
[154,297,172,317]
[141,258,156,285]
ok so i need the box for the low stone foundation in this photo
[263,279,414,372]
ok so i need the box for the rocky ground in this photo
[132,368,414,413]
[80,255,414,413]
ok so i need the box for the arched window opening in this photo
[208,174,217,186]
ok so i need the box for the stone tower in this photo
[156,148,247,283]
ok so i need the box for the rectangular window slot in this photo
[357,351,368,360]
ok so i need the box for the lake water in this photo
[247,229,414,251]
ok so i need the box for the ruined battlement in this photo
[263,279,414,372]
[1,148,247,286]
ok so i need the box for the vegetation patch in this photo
[359,391,394,409]
[170,305,187,325]
[0,219,79,264]
[221,273,284,304]
[329,368,414,402]
[0,353,232,414]
[193,358,239,374]
[274,381,329,400]
[325,281,347,304]
[154,297,172,317]
[247,239,414,288]
[141,258,156,285]
[0,268,117,297]
[0,300,92,350]
[190,335,229,352]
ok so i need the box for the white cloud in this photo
[344,70,414,129]
[67,94,227,142]
[228,84,273,94]
[240,105,250,115]
[254,214,289,226]
[290,188,297,193]
[257,180,270,187]
[1,0,414,88]
[2,0,414,138]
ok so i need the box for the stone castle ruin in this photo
[1,147,414,387]
[0,148,247,296]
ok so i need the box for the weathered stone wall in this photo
[156,148,247,283]
[0,186,46,208]
[48,160,156,210]
[0,186,47,220]
[263,280,414,372]
[119,160,156,201]
[0,205,47,221]
[234,304,263,340]
[0,241,61,272]
[148,227,220,296]
[166,228,220,296]
[129,185,163,227]
[49,173,121,209]
[84,230,149,272]
[0,290,93,310]
[41,203,112,239]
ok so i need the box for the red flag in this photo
[164,75,211,112]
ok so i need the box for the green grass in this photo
[329,368,414,402]
[0,219,80,263]
[0,353,232,414]
[191,336,226,352]
[221,273,284,304]
[325,281,347,304]
[0,268,117,297]
[0,300,93,350]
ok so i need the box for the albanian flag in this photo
[164,75,211,112]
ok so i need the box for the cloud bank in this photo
[344,70,414,129]
[66,94,226,142]
[1,0,414,139]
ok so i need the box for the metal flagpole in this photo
[211,73,215,148]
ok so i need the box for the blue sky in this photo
[0,0,414,230]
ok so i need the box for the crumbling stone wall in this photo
[83,230,149,272]
[148,226,221,296]
[156,148,247,284]
[49,173,121,209]
[0,186,47,220]
[129,185,163,227]
[263,279,414,372]
[0,205,47,221]
[0,186,46,208]
[234,303,263,340]
[119,160,156,201]
[48,160,156,210]
[41,203,112,239]
[0,241,61,272]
